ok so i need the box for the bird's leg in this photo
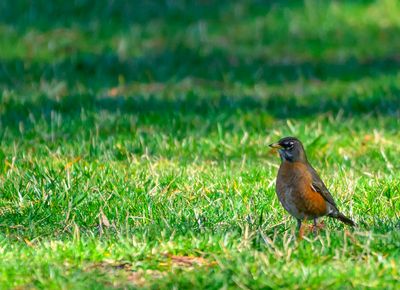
[297,219,304,239]
[313,218,318,235]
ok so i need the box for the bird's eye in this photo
[286,142,294,149]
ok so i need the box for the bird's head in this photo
[269,136,307,162]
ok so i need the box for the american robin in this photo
[269,137,355,236]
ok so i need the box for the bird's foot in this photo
[308,221,325,235]
[297,220,324,240]
[316,220,325,230]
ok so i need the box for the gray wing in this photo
[307,165,338,209]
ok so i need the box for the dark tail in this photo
[332,212,356,227]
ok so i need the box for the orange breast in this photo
[302,186,327,217]
[276,161,327,219]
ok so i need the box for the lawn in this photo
[0,0,399,289]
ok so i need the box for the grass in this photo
[0,0,399,288]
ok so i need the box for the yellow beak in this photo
[269,142,283,149]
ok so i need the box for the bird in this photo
[269,136,355,236]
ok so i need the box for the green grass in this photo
[0,0,400,288]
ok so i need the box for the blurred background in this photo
[1,0,400,119]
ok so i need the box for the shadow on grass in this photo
[3,46,400,87]
[1,50,400,130]
[0,0,287,30]
[1,87,399,135]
